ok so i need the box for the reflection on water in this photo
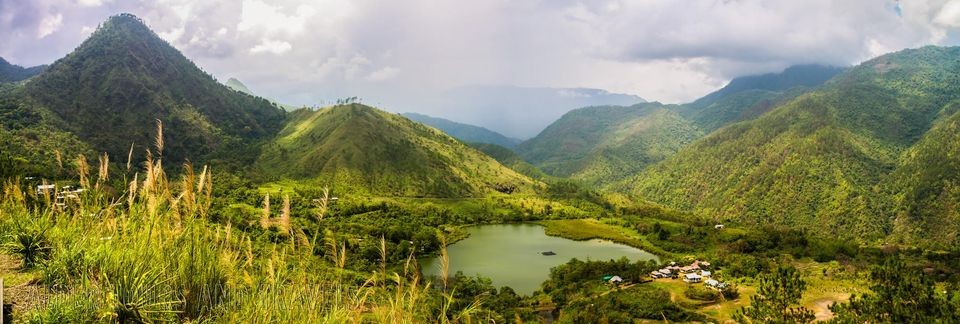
[421,223,658,295]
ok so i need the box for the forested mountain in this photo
[679,64,844,132]
[402,112,521,148]
[620,46,960,245]
[19,14,286,163]
[885,106,960,246]
[688,65,845,109]
[0,57,47,83]
[517,103,701,185]
[256,104,537,197]
[469,142,549,181]
[515,65,842,186]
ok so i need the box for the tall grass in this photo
[3,121,485,323]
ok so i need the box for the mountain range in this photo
[516,64,844,186]
[0,57,47,83]
[401,112,521,148]
[403,85,645,139]
[1,13,958,247]
[0,14,536,198]
[616,46,960,246]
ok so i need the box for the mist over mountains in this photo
[402,85,645,139]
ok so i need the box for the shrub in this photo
[39,242,88,291]
[684,285,720,302]
[102,258,179,323]
[4,221,52,268]
[24,289,103,324]
[721,283,740,300]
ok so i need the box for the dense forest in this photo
[621,46,960,246]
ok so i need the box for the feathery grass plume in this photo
[324,230,347,269]
[54,149,63,171]
[201,166,213,219]
[126,142,134,172]
[2,178,25,208]
[311,187,330,249]
[75,154,90,189]
[379,236,387,287]
[155,119,164,156]
[279,195,291,233]
[143,150,155,194]
[196,165,207,197]
[40,178,52,206]
[196,165,212,219]
[127,173,138,211]
[260,193,270,229]
[180,163,196,216]
[439,232,450,291]
[98,152,110,183]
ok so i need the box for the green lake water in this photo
[420,223,659,295]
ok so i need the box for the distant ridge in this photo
[402,112,521,148]
[413,86,645,139]
[518,64,844,186]
[0,57,47,83]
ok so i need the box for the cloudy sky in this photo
[2,0,960,108]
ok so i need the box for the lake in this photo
[420,223,659,295]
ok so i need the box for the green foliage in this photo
[4,220,52,268]
[39,241,88,291]
[559,285,706,323]
[685,64,844,113]
[541,258,659,306]
[469,142,550,181]
[102,258,179,323]
[829,257,960,323]
[885,107,960,247]
[0,57,46,83]
[517,103,702,185]
[685,285,721,301]
[403,113,521,148]
[256,105,537,198]
[24,289,104,324]
[624,46,960,245]
[735,266,815,324]
[22,13,285,164]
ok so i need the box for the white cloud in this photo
[37,13,63,38]
[250,38,292,54]
[934,0,960,27]
[159,27,185,42]
[237,0,318,35]
[76,0,106,7]
[366,66,399,81]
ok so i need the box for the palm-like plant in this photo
[4,222,52,268]
[104,261,180,323]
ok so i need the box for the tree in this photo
[735,265,815,324]
[829,257,960,323]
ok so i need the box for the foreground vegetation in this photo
[3,124,960,323]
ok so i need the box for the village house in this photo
[36,184,55,195]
